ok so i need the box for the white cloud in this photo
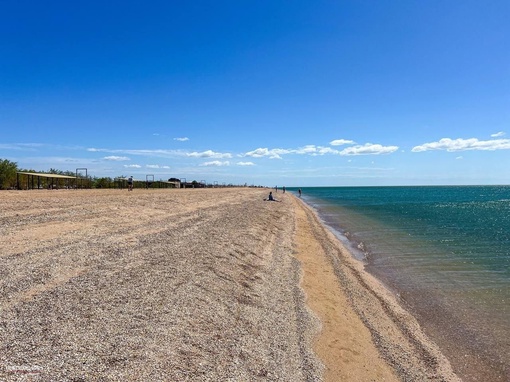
[315,146,340,155]
[244,148,283,159]
[330,139,355,146]
[123,164,142,168]
[237,161,255,166]
[245,148,270,158]
[491,131,506,138]
[456,156,463,160]
[271,148,293,157]
[244,143,397,158]
[339,143,399,155]
[296,145,319,154]
[88,142,397,166]
[244,146,331,159]
[103,156,130,161]
[174,137,189,141]
[187,150,232,159]
[292,145,341,156]
[146,164,170,169]
[201,161,230,167]
[412,138,510,152]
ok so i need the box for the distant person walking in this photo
[298,188,302,197]
[128,176,133,191]
[282,186,286,193]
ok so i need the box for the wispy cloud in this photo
[0,143,46,151]
[491,131,506,138]
[87,141,398,164]
[187,150,232,159]
[200,161,230,167]
[244,146,335,158]
[244,142,398,158]
[310,146,340,155]
[103,156,130,161]
[174,137,189,141]
[292,145,342,156]
[88,147,231,160]
[295,145,331,155]
[14,156,99,166]
[339,143,399,156]
[237,161,255,166]
[412,138,510,152]
[124,164,142,168]
[88,148,185,158]
[146,164,170,169]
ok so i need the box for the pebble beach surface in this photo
[0,188,460,381]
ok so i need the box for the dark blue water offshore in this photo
[290,186,510,381]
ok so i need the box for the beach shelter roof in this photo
[17,171,77,179]
[16,171,81,190]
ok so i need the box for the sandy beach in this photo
[0,188,460,381]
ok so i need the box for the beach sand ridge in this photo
[0,188,460,381]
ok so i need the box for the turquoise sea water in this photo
[290,186,510,381]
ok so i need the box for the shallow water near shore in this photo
[290,186,510,382]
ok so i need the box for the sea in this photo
[289,186,510,382]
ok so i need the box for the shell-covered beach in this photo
[0,188,459,381]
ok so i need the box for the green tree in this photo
[93,177,114,188]
[0,159,19,189]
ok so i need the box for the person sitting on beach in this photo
[265,191,280,202]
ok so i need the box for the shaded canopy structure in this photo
[16,171,80,190]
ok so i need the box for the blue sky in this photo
[1,1,509,186]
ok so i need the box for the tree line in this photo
[0,158,175,190]
[0,159,20,189]
[0,158,248,190]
